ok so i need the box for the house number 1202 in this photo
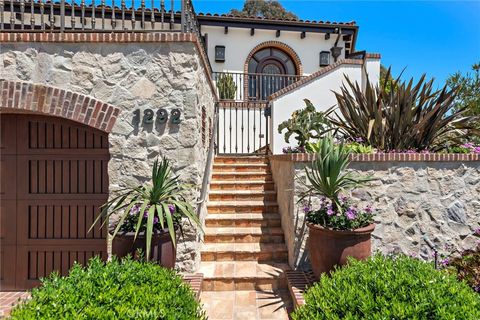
[133,108,182,125]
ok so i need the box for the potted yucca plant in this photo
[90,157,201,267]
[301,136,375,278]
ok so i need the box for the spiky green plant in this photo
[302,136,373,212]
[216,73,237,100]
[328,69,479,151]
[278,99,331,148]
[90,157,201,261]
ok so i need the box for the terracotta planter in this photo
[112,230,176,268]
[307,223,375,278]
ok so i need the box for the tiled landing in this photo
[0,291,30,318]
[200,289,292,320]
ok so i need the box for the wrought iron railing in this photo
[0,0,198,33]
[213,71,304,102]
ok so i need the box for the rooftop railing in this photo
[0,0,199,33]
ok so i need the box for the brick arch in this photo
[0,80,120,133]
[244,41,303,75]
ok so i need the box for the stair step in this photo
[201,243,288,262]
[212,163,270,173]
[214,156,268,165]
[204,227,285,243]
[209,190,277,201]
[205,213,281,227]
[200,261,289,291]
[210,180,275,191]
[207,201,279,214]
[212,172,273,182]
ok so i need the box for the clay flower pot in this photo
[307,223,375,279]
[112,230,176,268]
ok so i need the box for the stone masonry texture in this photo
[270,157,480,270]
[0,40,216,272]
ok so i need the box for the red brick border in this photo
[244,41,304,76]
[270,153,480,162]
[0,32,219,102]
[0,80,120,133]
[268,58,363,100]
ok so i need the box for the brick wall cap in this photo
[269,153,480,162]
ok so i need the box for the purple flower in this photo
[168,204,175,214]
[303,206,312,214]
[441,258,449,266]
[153,216,159,224]
[346,208,356,220]
[355,137,364,143]
[365,205,373,213]
[130,204,141,216]
[327,208,335,216]
[473,147,480,154]
[461,142,474,149]
[339,195,348,203]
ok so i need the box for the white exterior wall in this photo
[202,25,348,75]
[271,58,381,154]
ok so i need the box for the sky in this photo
[192,0,480,85]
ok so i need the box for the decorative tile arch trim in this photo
[0,80,120,133]
[243,41,303,76]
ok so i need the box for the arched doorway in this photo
[246,46,300,100]
[0,114,109,290]
[0,80,120,290]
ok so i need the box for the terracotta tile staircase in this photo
[200,156,290,292]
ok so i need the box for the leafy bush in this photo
[292,254,480,320]
[343,141,375,154]
[10,257,206,320]
[278,99,330,148]
[328,69,479,152]
[444,248,480,293]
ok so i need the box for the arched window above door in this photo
[248,47,297,75]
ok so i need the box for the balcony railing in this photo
[213,72,304,102]
[0,0,199,33]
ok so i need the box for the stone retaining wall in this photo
[1,36,216,272]
[270,154,480,269]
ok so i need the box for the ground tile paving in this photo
[0,291,31,318]
[200,289,293,320]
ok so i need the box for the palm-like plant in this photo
[303,136,373,212]
[90,157,201,261]
[328,69,479,151]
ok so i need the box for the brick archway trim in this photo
[244,41,303,75]
[0,80,120,133]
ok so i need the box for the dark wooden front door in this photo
[0,114,109,290]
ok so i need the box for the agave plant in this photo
[90,157,201,260]
[278,99,331,148]
[328,69,479,151]
[302,136,373,212]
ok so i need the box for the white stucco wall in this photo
[271,58,380,154]
[202,25,348,75]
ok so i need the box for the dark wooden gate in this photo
[0,114,109,290]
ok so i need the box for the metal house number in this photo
[134,108,182,125]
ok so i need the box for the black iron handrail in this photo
[213,71,304,102]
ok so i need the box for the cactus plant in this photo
[216,73,237,100]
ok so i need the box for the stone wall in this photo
[270,154,480,270]
[1,38,216,272]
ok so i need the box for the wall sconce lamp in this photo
[215,46,225,62]
[319,51,330,66]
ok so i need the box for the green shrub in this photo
[216,73,237,100]
[293,254,480,320]
[10,257,206,320]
